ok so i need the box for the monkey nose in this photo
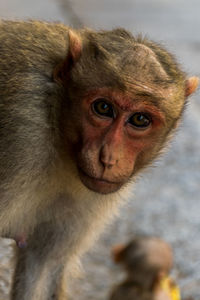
[102,159,118,169]
[100,145,119,169]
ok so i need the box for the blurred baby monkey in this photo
[109,236,180,300]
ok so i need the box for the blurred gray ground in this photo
[0,0,200,299]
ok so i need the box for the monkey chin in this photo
[78,169,123,194]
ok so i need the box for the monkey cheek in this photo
[78,169,124,194]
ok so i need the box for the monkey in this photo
[0,20,197,300]
[109,236,180,300]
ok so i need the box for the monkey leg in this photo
[11,223,69,300]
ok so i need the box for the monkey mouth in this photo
[78,168,123,194]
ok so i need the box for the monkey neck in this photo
[125,276,154,291]
[1,157,133,255]
[120,279,153,296]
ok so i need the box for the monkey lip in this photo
[78,168,123,194]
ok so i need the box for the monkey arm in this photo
[11,223,71,300]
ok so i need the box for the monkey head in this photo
[54,29,198,194]
[112,236,173,290]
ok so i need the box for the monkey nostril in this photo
[101,158,110,168]
[107,164,113,169]
[100,156,118,169]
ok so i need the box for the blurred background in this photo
[0,0,200,299]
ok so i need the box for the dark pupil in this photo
[99,102,109,112]
[129,113,150,128]
[93,100,113,117]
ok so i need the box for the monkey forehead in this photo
[78,41,178,95]
[81,28,185,87]
[87,33,171,83]
[145,238,173,270]
[119,43,170,83]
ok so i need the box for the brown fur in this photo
[0,20,197,299]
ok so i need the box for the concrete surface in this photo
[0,0,200,299]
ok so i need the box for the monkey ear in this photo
[185,76,199,97]
[68,30,82,62]
[111,244,126,263]
[53,30,82,84]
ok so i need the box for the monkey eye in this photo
[92,99,114,118]
[128,113,151,129]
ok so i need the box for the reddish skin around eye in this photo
[76,88,166,194]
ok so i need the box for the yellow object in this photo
[160,277,181,300]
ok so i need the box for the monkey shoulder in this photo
[0,20,70,78]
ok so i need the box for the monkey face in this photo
[54,28,198,194]
[65,87,168,194]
